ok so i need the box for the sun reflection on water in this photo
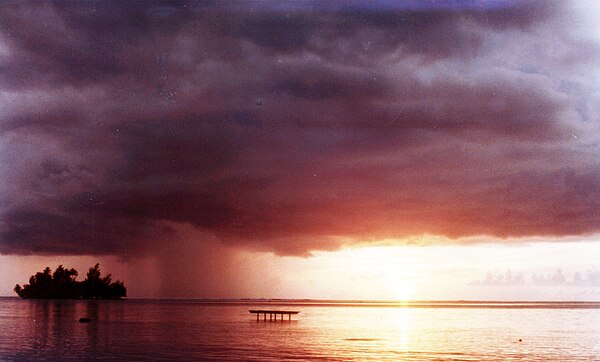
[392,307,412,351]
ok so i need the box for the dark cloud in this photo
[1,1,600,256]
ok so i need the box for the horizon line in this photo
[2,296,598,304]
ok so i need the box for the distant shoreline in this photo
[2,296,597,308]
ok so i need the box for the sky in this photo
[1,0,600,300]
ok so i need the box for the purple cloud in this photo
[1,1,599,256]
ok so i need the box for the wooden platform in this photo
[249,310,300,321]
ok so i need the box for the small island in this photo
[14,264,126,299]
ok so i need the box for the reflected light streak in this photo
[393,308,412,351]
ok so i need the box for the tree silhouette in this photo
[14,264,126,299]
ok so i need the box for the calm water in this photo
[0,298,599,361]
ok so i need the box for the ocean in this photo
[0,298,598,361]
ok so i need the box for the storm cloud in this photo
[1,1,600,256]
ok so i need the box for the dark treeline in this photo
[14,264,126,299]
